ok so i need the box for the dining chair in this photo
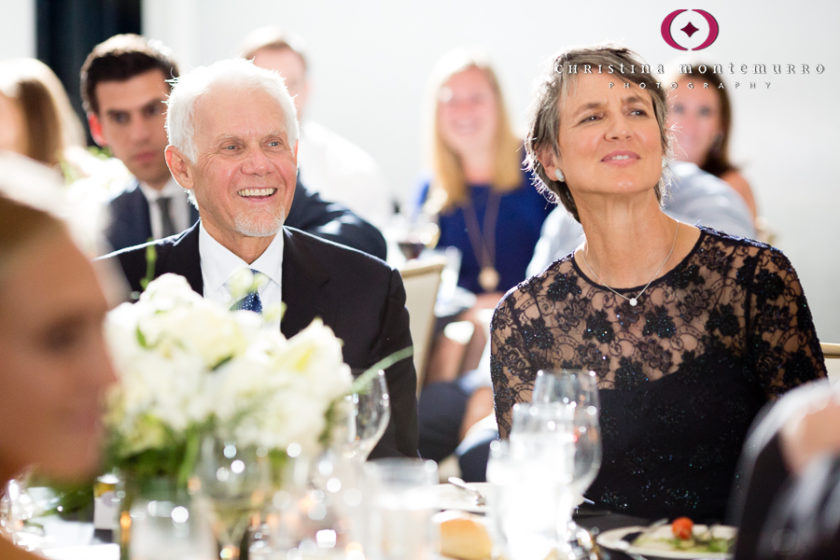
[399,255,447,395]
[822,342,840,381]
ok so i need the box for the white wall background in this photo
[0,0,35,58]
[4,0,840,342]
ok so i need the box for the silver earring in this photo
[554,168,565,182]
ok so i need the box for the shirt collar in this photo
[198,223,284,303]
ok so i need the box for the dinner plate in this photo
[433,482,585,514]
[596,524,736,559]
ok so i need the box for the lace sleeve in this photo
[746,247,826,398]
[490,290,537,439]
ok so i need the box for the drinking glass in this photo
[532,369,602,558]
[533,368,600,410]
[486,433,572,560]
[362,458,438,560]
[194,437,270,560]
[333,370,391,464]
[0,477,34,547]
[127,478,215,560]
[0,473,51,551]
[390,212,440,261]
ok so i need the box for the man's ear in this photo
[293,140,299,163]
[165,145,194,191]
[87,112,106,147]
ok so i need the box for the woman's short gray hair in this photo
[524,45,670,222]
[165,58,299,162]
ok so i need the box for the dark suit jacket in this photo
[104,223,418,459]
[105,178,387,259]
[731,380,840,560]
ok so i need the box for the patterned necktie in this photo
[156,196,177,237]
[233,269,263,313]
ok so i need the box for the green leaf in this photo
[348,346,413,395]
[139,244,158,292]
[212,354,234,371]
[136,325,148,348]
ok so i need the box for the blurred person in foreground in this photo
[102,59,417,459]
[0,153,116,560]
[731,380,840,559]
[667,64,759,225]
[0,58,102,182]
[82,33,385,258]
[241,27,394,229]
[491,45,825,520]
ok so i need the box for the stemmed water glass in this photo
[193,437,270,560]
[532,369,602,557]
[333,369,391,464]
[495,403,578,560]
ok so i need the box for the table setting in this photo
[0,276,738,559]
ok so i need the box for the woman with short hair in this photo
[491,45,825,519]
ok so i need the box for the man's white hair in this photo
[165,58,299,162]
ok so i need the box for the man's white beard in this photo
[234,209,286,238]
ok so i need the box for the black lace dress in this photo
[490,227,826,520]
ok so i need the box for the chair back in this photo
[399,256,446,394]
[822,342,840,381]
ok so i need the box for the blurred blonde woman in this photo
[0,154,115,559]
[0,58,101,182]
[418,49,551,299]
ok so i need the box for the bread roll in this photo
[434,510,493,560]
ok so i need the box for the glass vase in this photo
[118,475,214,560]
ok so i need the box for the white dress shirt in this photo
[139,178,192,238]
[198,224,284,328]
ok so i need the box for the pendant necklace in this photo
[580,222,680,307]
[462,188,502,292]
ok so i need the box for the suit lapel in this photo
[158,222,204,294]
[280,227,330,338]
[128,182,154,242]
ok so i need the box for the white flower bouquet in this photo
[103,273,353,487]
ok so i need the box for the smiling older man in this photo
[104,59,417,459]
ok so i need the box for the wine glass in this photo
[333,369,391,464]
[193,437,270,560]
[391,212,440,261]
[0,472,48,551]
[532,369,602,558]
[533,368,600,410]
